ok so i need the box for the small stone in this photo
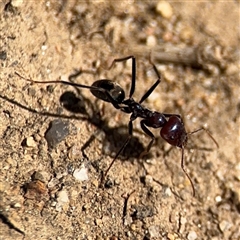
[73,165,88,181]
[180,217,187,225]
[148,225,160,238]
[179,216,187,233]
[0,50,7,60]
[215,195,222,203]
[57,190,69,204]
[167,233,175,240]
[144,174,153,185]
[163,70,176,83]
[187,231,197,240]
[45,119,70,148]
[180,27,194,43]
[11,0,24,7]
[130,223,137,231]
[146,35,157,47]
[164,187,172,197]
[219,220,232,232]
[156,1,173,19]
[25,136,37,148]
[13,202,22,208]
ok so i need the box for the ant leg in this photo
[108,56,136,98]
[101,120,133,186]
[188,127,219,148]
[139,61,161,104]
[108,55,135,70]
[139,78,161,104]
[139,120,156,159]
[129,56,136,98]
[181,146,196,197]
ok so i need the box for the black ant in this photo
[15,56,219,196]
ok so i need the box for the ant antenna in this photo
[182,126,219,196]
[188,127,219,148]
[181,145,196,196]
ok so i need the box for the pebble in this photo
[56,190,69,204]
[164,187,172,197]
[180,27,194,43]
[0,50,7,60]
[148,225,160,238]
[73,165,89,181]
[187,231,198,240]
[45,119,70,148]
[13,202,22,208]
[167,233,175,240]
[219,220,232,232]
[11,0,24,7]
[156,1,173,19]
[179,216,187,234]
[146,35,157,47]
[25,136,37,148]
[215,195,222,203]
[144,174,153,185]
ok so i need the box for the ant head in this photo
[160,116,188,148]
[91,79,125,104]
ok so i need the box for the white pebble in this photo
[156,1,173,19]
[146,35,157,47]
[73,165,88,181]
[57,190,69,204]
[187,231,198,240]
[164,187,172,197]
[25,136,37,148]
[11,0,24,7]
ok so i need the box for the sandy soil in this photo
[0,1,239,240]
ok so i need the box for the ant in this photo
[15,55,219,196]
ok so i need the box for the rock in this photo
[156,1,173,19]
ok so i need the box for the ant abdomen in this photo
[91,79,125,104]
[160,116,187,148]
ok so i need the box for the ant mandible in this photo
[15,55,219,196]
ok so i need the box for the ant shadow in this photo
[58,89,145,161]
[0,86,145,163]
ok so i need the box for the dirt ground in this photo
[0,1,239,240]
